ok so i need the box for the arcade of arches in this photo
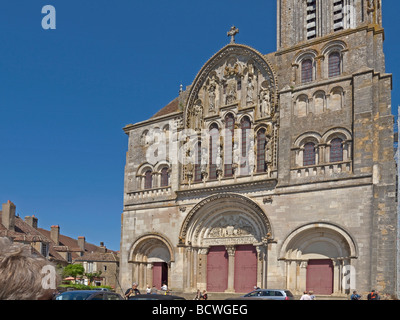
[127,194,358,295]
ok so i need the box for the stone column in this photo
[298,261,308,292]
[147,263,153,288]
[333,259,342,294]
[225,245,236,293]
[197,248,209,291]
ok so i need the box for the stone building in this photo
[0,200,119,289]
[120,0,398,297]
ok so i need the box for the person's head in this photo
[132,282,138,288]
[303,291,308,294]
[0,237,60,300]
[353,290,357,294]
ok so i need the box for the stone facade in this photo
[120,0,398,296]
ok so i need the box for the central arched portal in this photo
[179,193,273,293]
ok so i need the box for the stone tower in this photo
[272,0,397,294]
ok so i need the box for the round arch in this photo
[179,193,273,247]
[129,233,175,263]
[279,222,358,260]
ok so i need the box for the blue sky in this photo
[0,1,399,251]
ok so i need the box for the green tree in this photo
[62,264,85,281]
[85,271,102,285]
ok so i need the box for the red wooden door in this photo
[153,262,168,289]
[207,246,228,292]
[234,245,257,293]
[306,259,333,295]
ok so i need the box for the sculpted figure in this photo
[260,88,271,118]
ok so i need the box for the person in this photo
[367,290,380,300]
[350,290,361,300]
[309,290,316,300]
[300,291,312,300]
[201,290,208,300]
[151,285,158,294]
[194,289,201,300]
[146,284,151,294]
[161,282,168,295]
[125,282,140,299]
[0,237,60,300]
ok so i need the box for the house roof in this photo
[0,210,118,265]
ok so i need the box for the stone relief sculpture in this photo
[225,80,237,105]
[246,76,254,105]
[208,215,254,238]
[190,100,203,132]
[207,73,219,112]
[260,87,271,118]
[182,46,277,184]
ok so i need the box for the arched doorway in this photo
[129,234,174,291]
[279,223,358,295]
[179,193,273,293]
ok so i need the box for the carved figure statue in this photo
[191,102,203,131]
[246,76,254,105]
[260,88,271,118]
[226,80,237,105]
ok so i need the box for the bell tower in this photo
[277,0,382,50]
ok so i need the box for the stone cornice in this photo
[275,25,385,56]
[176,178,277,199]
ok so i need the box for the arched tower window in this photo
[144,170,153,189]
[303,142,316,166]
[302,59,313,83]
[330,138,343,162]
[328,52,341,77]
[160,167,169,187]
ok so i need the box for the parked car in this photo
[228,289,295,300]
[128,294,186,300]
[54,290,124,300]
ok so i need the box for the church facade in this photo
[120,0,398,296]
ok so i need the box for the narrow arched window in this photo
[302,59,313,83]
[330,138,343,162]
[224,114,235,177]
[209,123,219,180]
[241,117,251,175]
[144,170,152,189]
[257,129,266,173]
[328,52,341,77]
[303,143,316,166]
[194,141,202,182]
[160,167,169,187]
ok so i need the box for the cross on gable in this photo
[227,26,239,43]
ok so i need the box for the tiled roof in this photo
[0,211,118,264]
[74,251,119,263]
[151,97,180,118]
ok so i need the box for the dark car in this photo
[54,290,124,300]
[128,294,186,300]
[227,289,295,300]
